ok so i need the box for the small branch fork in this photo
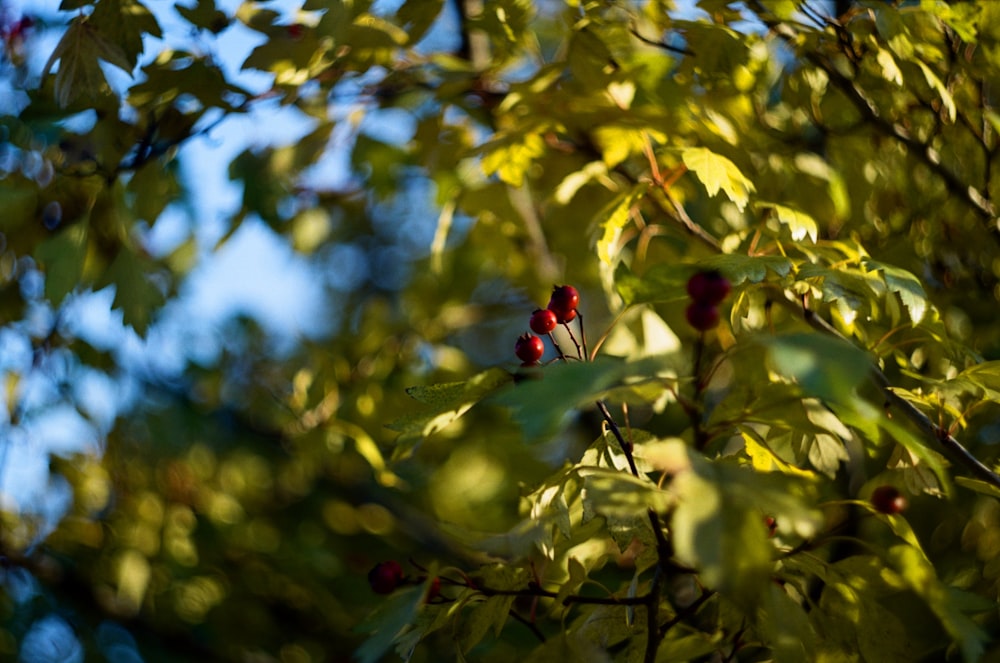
[746,0,998,227]
[789,302,1000,489]
[595,399,677,663]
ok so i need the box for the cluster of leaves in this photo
[4,0,1000,662]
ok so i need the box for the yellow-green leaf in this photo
[759,202,819,243]
[681,147,755,211]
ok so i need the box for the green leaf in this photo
[98,248,166,335]
[131,53,248,111]
[480,131,546,187]
[35,225,88,306]
[175,0,229,33]
[955,476,1000,499]
[354,586,425,663]
[797,264,880,327]
[741,430,816,478]
[553,161,612,205]
[804,433,850,478]
[388,368,514,455]
[43,18,130,107]
[759,583,816,662]
[579,467,671,519]
[397,0,445,44]
[90,0,162,68]
[761,333,872,404]
[493,357,667,441]
[862,259,928,324]
[0,175,39,232]
[459,595,515,653]
[812,556,930,662]
[655,629,723,663]
[887,544,988,662]
[758,202,819,243]
[681,146,755,212]
[596,186,644,265]
[670,450,820,602]
[914,60,956,123]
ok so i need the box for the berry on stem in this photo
[515,333,545,363]
[547,285,580,323]
[685,301,720,331]
[368,560,405,594]
[426,576,442,601]
[687,271,731,305]
[870,485,908,514]
[529,309,558,335]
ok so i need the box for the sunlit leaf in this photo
[388,368,513,455]
[862,259,928,324]
[758,202,819,243]
[596,186,644,265]
[493,357,668,441]
[914,60,956,123]
[761,333,872,404]
[681,147,755,211]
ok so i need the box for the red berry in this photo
[547,285,580,323]
[529,309,558,335]
[685,301,720,331]
[764,516,777,538]
[870,485,908,514]
[368,560,405,594]
[515,333,545,363]
[686,271,731,305]
[426,576,442,601]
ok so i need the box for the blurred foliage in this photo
[4,0,1000,661]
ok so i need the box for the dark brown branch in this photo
[475,583,649,606]
[507,609,547,643]
[657,586,715,639]
[747,1,997,224]
[628,25,695,56]
[780,297,1000,489]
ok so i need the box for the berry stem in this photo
[547,333,567,361]
[577,310,589,361]
[692,334,709,451]
[563,322,584,360]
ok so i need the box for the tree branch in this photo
[747,1,997,225]
[778,296,1000,489]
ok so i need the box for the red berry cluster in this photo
[684,271,731,332]
[515,285,581,365]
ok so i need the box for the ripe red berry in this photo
[515,333,545,363]
[685,301,720,331]
[368,560,405,594]
[529,309,558,335]
[547,285,580,323]
[870,485,908,514]
[764,515,777,538]
[686,271,731,305]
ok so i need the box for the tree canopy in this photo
[4,0,1000,661]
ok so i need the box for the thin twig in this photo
[774,295,1000,489]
